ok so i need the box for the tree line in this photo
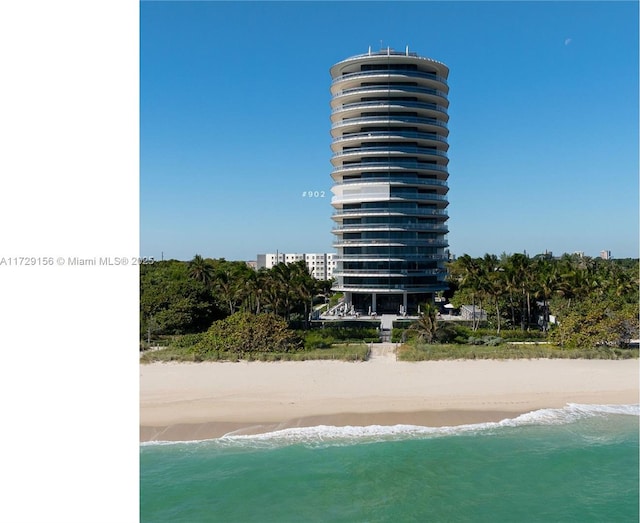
[141,252,638,350]
[447,253,638,348]
[140,255,332,338]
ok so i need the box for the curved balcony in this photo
[332,115,447,131]
[332,162,448,176]
[333,268,445,277]
[332,283,448,293]
[331,100,448,118]
[332,69,448,87]
[333,85,448,102]
[334,253,449,262]
[335,176,448,187]
[333,238,449,248]
[333,223,448,232]
[332,130,448,146]
[332,194,448,206]
[332,146,448,161]
[333,270,405,278]
[332,208,449,218]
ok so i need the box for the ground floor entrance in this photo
[348,292,433,315]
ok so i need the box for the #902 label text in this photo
[301,191,326,198]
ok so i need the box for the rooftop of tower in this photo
[330,47,449,76]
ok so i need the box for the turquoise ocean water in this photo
[141,404,639,522]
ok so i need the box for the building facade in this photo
[329,47,450,314]
[256,253,337,280]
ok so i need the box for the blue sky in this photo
[141,1,639,261]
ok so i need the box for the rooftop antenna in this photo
[368,45,371,55]
[406,45,409,55]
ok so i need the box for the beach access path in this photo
[368,342,397,361]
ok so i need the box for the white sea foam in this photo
[140,404,639,447]
[219,404,639,446]
[141,438,216,447]
[501,403,639,427]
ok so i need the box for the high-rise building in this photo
[329,47,450,314]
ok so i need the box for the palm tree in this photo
[533,256,560,332]
[481,253,505,334]
[187,254,214,288]
[252,269,269,314]
[289,260,317,328]
[503,253,532,330]
[408,303,439,343]
[451,254,483,331]
[609,265,637,299]
[261,270,282,316]
[214,268,240,315]
[271,263,294,320]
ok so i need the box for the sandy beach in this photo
[140,351,639,442]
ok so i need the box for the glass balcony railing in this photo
[332,116,447,130]
[333,162,448,173]
[333,223,448,231]
[333,239,449,247]
[337,176,447,187]
[334,253,449,261]
[333,146,448,159]
[332,101,448,115]
[333,270,405,277]
[333,131,448,145]
[333,268,445,276]
[334,85,448,100]
[332,69,448,86]
[333,208,449,217]
[332,194,448,205]
[332,283,449,292]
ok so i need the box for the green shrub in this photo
[472,328,546,341]
[316,326,379,342]
[392,328,417,342]
[169,332,205,348]
[468,335,504,346]
[450,324,473,339]
[193,312,303,357]
[304,331,335,349]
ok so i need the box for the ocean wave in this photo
[140,404,639,448]
[502,403,639,427]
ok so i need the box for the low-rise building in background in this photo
[256,253,337,280]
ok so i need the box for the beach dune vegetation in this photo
[397,342,637,361]
[193,312,303,358]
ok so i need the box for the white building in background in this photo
[600,250,612,260]
[256,253,337,280]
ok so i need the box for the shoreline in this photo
[140,359,639,442]
[140,408,532,442]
